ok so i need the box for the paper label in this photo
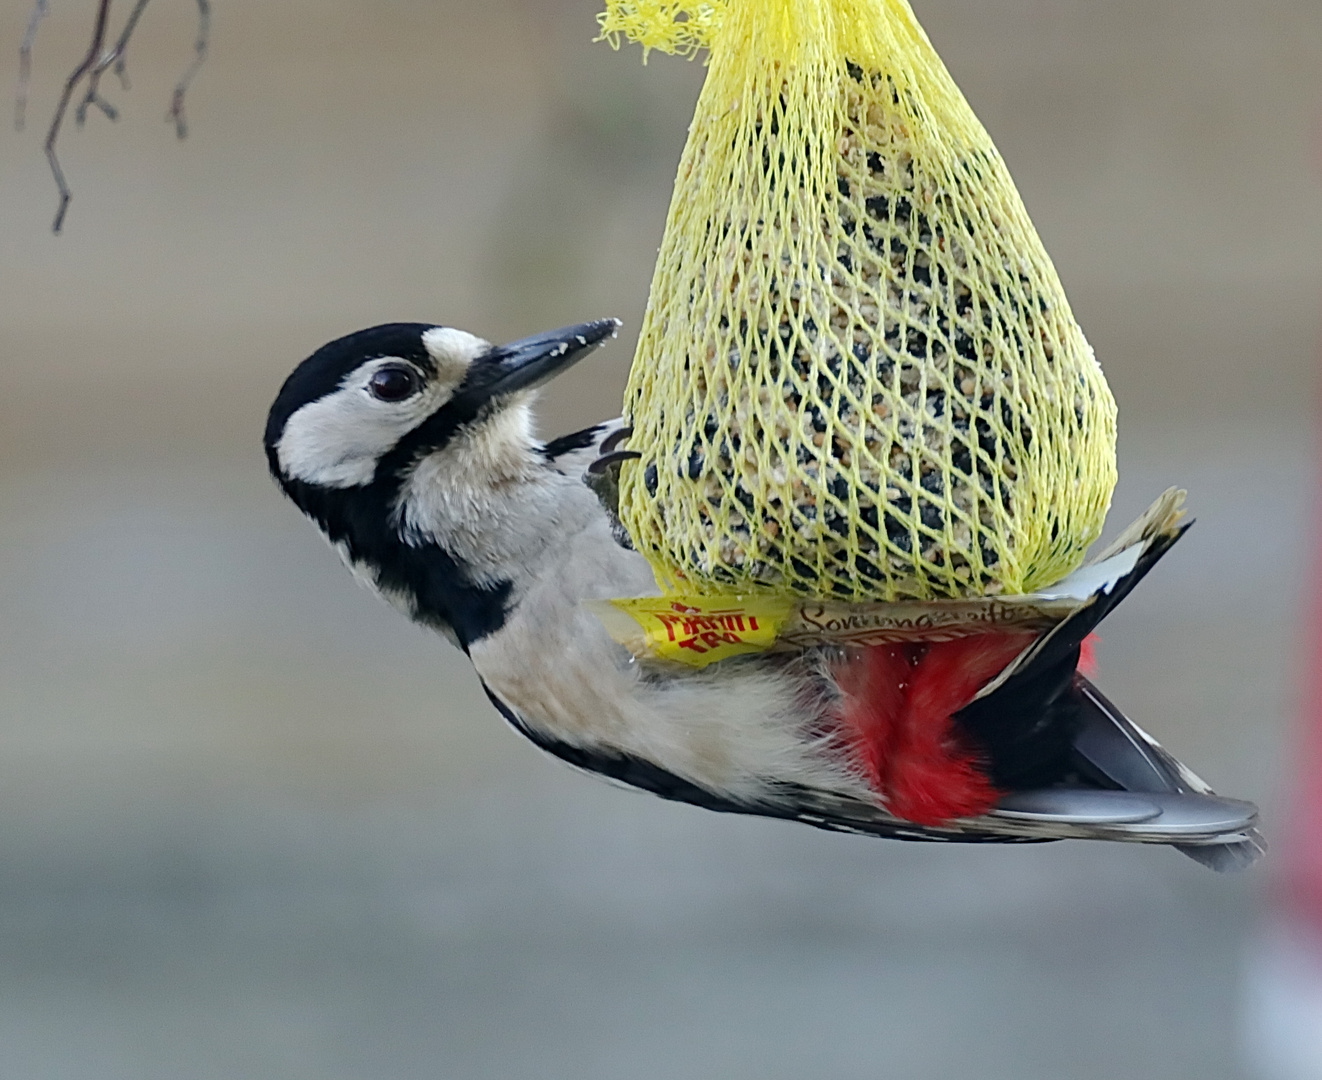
[780,598,1068,648]
[603,596,793,667]
[589,490,1187,667]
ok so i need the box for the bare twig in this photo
[45,0,113,233]
[73,87,115,124]
[75,0,151,127]
[111,0,151,88]
[23,0,209,231]
[15,0,50,131]
[168,0,208,139]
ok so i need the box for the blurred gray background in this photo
[0,1,1320,1077]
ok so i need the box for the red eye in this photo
[368,364,421,402]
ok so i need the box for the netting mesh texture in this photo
[603,0,1117,601]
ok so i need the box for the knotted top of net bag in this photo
[600,0,1117,601]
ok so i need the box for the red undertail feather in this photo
[838,632,1036,826]
[1077,633,1100,679]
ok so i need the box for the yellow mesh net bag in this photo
[600,0,1117,600]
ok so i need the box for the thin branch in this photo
[75,0,152,127]
[45,0,113,233]
[14,0,50,132]
[110,0,151,89]
[167,0,208,139]
[23,0,209,231]
[74,71,118,127]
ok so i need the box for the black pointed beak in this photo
[458,319,621,404]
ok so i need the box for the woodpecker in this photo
[265,319,1262,869]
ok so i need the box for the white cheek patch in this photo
[277,358,455,488]
[277,330,499,491]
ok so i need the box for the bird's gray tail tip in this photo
[1177,828,1268,872]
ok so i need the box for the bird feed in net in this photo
[598,0,1117,601]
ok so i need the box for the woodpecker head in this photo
[265,319,620,646]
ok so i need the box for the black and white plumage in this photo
[264,320,1263,869]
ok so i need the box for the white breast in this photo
[391,405,870,804]
[469,500,869,805]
